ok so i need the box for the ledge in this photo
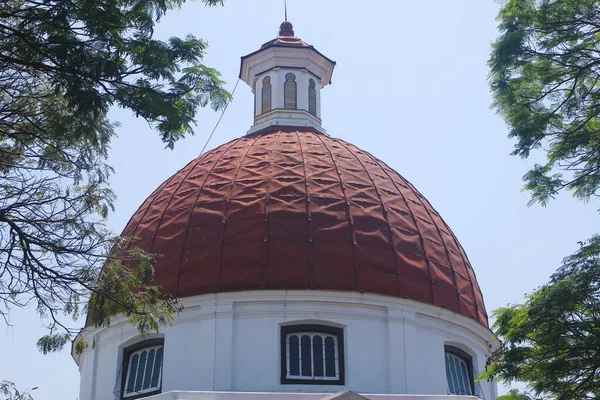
[148,391,479,400]
[247,109,326,135]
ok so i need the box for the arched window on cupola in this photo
[308,78,317,116]
[261,76,271,114]
[284,73,297,109]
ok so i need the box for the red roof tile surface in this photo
[121,128,488,327]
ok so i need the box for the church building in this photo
[73,20,499,400]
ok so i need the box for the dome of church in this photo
[120,126,487,327]
[76,19,498,400]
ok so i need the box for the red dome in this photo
[121,128,488,327]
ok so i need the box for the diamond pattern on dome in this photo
[120,128,488,327]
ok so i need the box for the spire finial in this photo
[278,1,294,38]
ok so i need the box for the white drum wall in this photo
[74,291,498,400]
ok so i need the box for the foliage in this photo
[489,0,600,397]
[0,382,34,400]
[497,389,538,400]
[490,0,600,205]
[0,0,230,352]
[481,236,600,399]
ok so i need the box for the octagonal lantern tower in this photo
[241,21,335,134]
[73,20,499,400]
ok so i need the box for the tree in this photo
[481,236,600,399]
[490,0,600,205]
[497,389,537,400]
[0,0,231,353]
[487,0,600,398]
[0,381,35,400]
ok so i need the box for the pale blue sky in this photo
[2,1,598,399]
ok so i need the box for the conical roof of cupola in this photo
[259,21,312,49]
[239,21,336,86]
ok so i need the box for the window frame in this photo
[308,78,317,116]
[284,73,297,109]
[120,338,164,400]
[261,75,271,114]
[280,324,345,385]
[444,345,475,396]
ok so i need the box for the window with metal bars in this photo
[308,78,317,116]
[281,325,344,385]
[121,339,164,399]
[284,73,297,109]
[445,346,474,396]
[261,76,271,114]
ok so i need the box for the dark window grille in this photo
[284,73,297,109]
[308,78,317,116]
[261,76,271,114]
[121,339,164,399]
[281,325,344,385]
[445,345,474,396]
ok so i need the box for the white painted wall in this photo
[74,291,498,400]
[251,68,323,133]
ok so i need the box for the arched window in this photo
[284,73,297,109]
[445,345,474,396]
[261,76,271,114]
[308,78,317,116]
[121,339,164,399]
[281,324,344,385]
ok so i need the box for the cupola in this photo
[240,21,336,134]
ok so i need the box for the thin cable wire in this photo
[199,78,241,156]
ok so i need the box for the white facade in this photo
[250,68,324,133]
[74,291,498,400]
